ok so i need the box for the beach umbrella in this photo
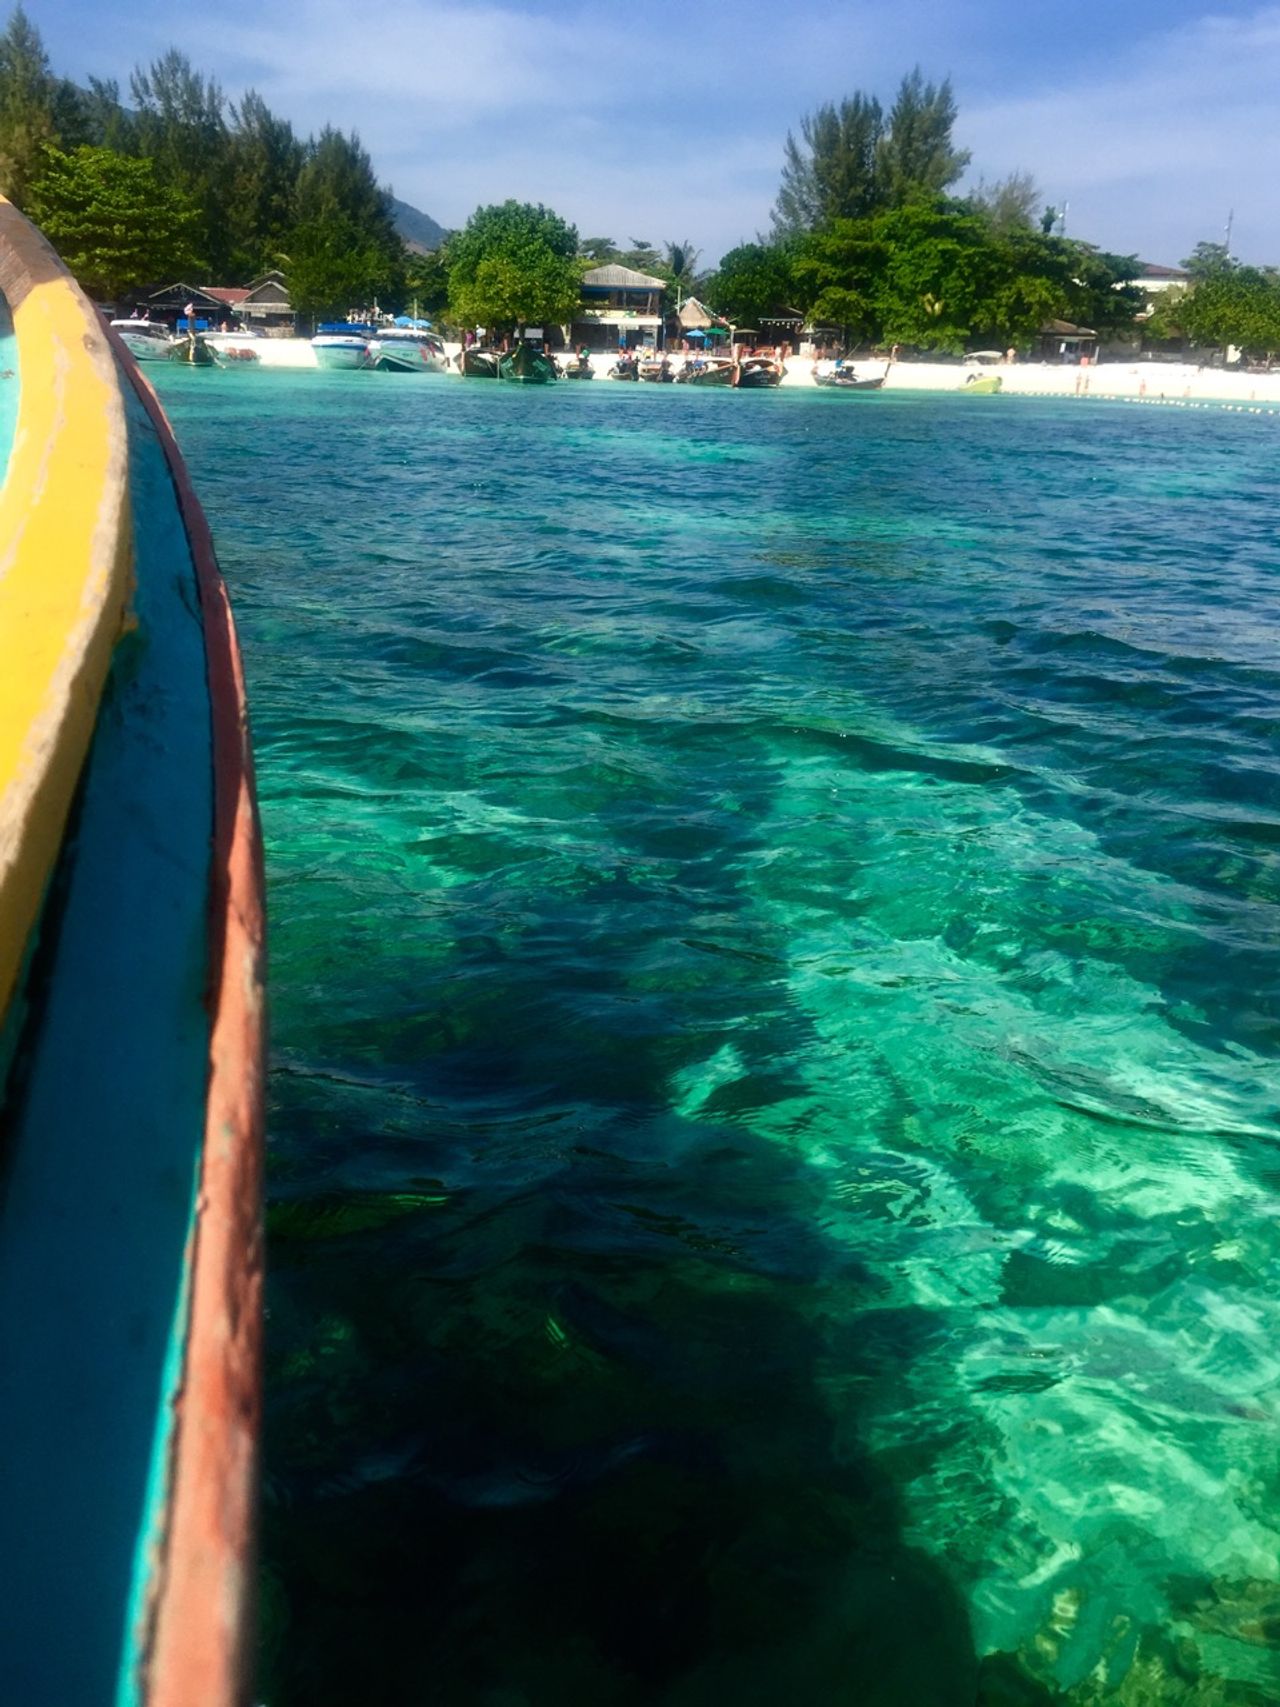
[704,326,728,339]
[685,328,708,341]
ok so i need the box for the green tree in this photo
[71,76,135,152]
[793,203,1093,351]
[447,200,582,331]
[579,236,619,262]
[1183,240,1233,280]
[283,214,397,321]
[26,143,200,299]
[663,238,702,292]
[1059,243,1142,335]
[129,50,228,274]
[614,237,664,275]
[402,245,451,317]
[704,242,799,326]
[0,6,57,206]
[971,170,1040,234]
[876,69,969,205]
[287,125,403,311]
[226,90,302,277]
[772,69,969,237]
[773,92,883,236]
[1175,266,1280,355]
[791,221,886,338]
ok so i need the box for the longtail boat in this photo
[813,369,886,390]
[0,198,265,1704]
[461,346,500,378]
[735,356,783,389]
[169,330,217,366]
[499,341,558,384]
[676,357,734,387]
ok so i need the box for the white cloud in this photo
[961,7,1280,262]
[44,0,1280,264]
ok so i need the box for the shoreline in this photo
[218,339,1280,409]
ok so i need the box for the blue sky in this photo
[36,0,1280,265]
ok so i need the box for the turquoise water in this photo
[155,369,1280,1706]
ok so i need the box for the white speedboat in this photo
[367,326,448,373]
[311,323,374,370]
[110,318,173,362]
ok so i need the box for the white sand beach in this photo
[237,338,1280,412]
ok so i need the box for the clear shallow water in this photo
[155,369,1280,1705]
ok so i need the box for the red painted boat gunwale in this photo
[108,335,267,1707]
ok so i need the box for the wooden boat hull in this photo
[677,363,733,386]
[736,362,782,389]
[461,347,501,378]
[168,334,216,366]
[814,372,885,390]
[499,343,558,383]
[0,197,264,1707]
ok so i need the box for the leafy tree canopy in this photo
[877,69,970,206]
[0,5,57,205]
[1183,241,1234,280]
[447,200,582,330]
[26,142,200,298]
[402,245,451,317]
[969,170,1040,235]
[283,214,405,321]
[1171,265,1280,355]
[772,68,970,238]
[731,203,1145,354]
[226,89,302,278]
[704,242,799,326]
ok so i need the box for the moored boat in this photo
[461,346,501,378]
[638,357,675,382]
[963,373,1003,395]
[559,353,594,379]
[0,197,264,1706]
[813,367,886,390]
[736,356,782,389]
[499,341,558,383]
[368,326,448,373]
[311,322,374,369]
[676,357,734,387]
[109,317,174,362]
[608,355,639,380]
[168,329,217,366]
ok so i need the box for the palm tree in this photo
[664,239,702,292]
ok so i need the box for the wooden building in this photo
[573,263,667,350]
[143,271,294,334]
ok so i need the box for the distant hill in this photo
[390,198,447,253]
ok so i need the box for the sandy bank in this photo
[229,340,1280,410]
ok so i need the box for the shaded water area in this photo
[154,369,1280,1705]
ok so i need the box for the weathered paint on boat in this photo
[0,198,264,1706]
[499,341,557,383]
